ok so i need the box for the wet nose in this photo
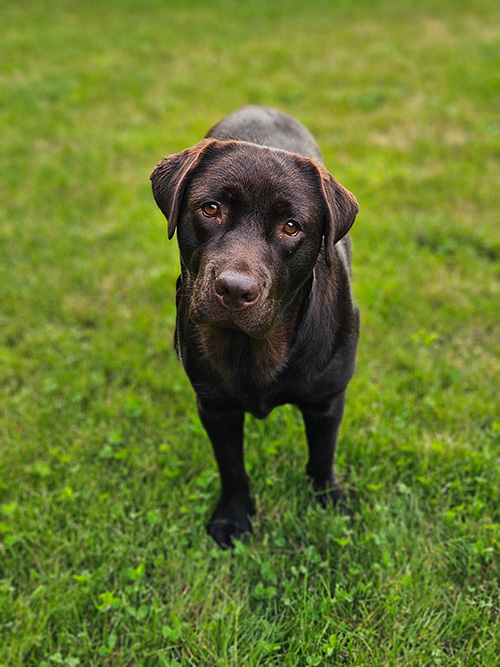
[214,270,260,311]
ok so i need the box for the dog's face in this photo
[151,139,358,338]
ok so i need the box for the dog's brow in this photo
[269,195,295,216]
[191,180,244,203]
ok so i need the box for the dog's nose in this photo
[214,270,260,310]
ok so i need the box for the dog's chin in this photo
[190,307,274,340]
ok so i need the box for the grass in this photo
[1,0,499,664]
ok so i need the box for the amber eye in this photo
[201,202,220,218]
[283,220,300,236]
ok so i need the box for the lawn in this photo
[1,0,499,664]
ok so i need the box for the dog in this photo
[150,106,359,547]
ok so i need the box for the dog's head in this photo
[151,139,358,338]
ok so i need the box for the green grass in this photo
[1,0,499,664]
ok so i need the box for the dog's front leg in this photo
[299,392,349,511]
[197,399,255,548]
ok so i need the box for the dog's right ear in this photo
[150,139,213,239]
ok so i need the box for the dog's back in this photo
[206,105,323,161]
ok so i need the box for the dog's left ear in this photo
[150,139,213,239]
[317,167,359,267]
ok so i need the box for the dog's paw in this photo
[313,478,352,516]
[207,495,255,549]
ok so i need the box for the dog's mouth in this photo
[190,305,274,340]
[190,292,275,339]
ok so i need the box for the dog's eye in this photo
[201,202,220,218]
[283,220,300,236]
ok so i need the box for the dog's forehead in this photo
[192,143,319,204]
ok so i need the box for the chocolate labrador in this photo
[150,105,359,547]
